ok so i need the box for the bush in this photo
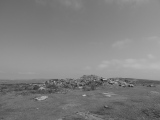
[46,84,58,89]
[33,85,40,90]
[14,87,25,91]
[82,85,96,91]
[90,84,96,90]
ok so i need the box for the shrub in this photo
[33,85,40,90]
[90,84,96,90]
[46,83,58,89]
[82,85,96,91]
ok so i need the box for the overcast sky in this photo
[0,0,160,80]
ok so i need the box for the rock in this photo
[57,119,63,120]
[82,94,87,97]
[35,96,48,101]
[128,84,134,87]
[76,112,104,120]
[62,103,79,110]
[105,94,111,97]
[150,91,160,95]
[147,84,156,87]
[104,105,109,108]
[39,86,46,90]
[102,92,116,97]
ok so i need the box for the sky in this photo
[0,0,160,80]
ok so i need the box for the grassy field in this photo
[1,80,160,120]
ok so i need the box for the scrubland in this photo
[0,78,160,120]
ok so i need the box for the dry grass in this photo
[1,82,160,120]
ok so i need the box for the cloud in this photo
[84,66,92,70]
[104,0,150,7]
[105,0,149,4]
[148,36,159,40]
[18,72,38,75]
[147,54,156,59]
[35,0,47,6]
[148,36,160,44]
[98,61,110,69]
[59,0,83,10]
[98,55,160,70]
[35,0,83,10]
[112,39,132,48]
